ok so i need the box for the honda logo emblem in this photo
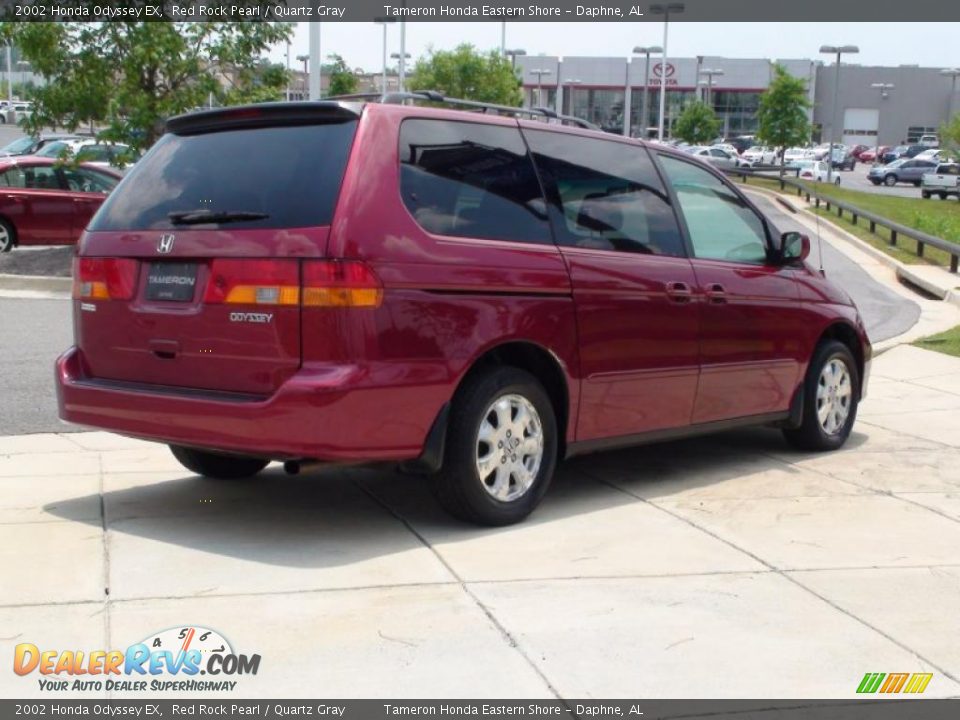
[157,234,175,254]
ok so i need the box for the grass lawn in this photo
[743,175,960,266]
[913,325,960,358]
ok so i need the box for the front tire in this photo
[884,175,897,186]
[783,340,859,451]
[0,217,15,252]
[170,445,269,479]
[430,367,558,526]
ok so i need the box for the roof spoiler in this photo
[166,102,360,135]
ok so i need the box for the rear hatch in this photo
[75,103,359,396]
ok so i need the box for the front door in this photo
[657,153,804,424]
[523,127,700,441]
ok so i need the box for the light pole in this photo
[529,68,552,108]
[308,23,321,100]
[699,68,723,107]
[561,78,581,115]
[374,18,396,96]
[632,46,662,140]
[296,55,309,100]
[869,82,893,164]
[942,68,960,122]
[505,48,526,71]
[650,3,685,141]
[399,21,406,93]
[391,52,411,93]
[500,22,506,56]
[820,44,859,184]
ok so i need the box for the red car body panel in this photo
[56,102,871,464]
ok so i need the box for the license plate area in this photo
[145,262,198,302]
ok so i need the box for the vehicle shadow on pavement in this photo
[40,428,870,578]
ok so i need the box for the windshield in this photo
[36,142,73,158]
[1,137,36,155]
[91,120,358,231]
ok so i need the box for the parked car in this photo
[919,134,940,148]
[0,134,82,157]
[783,147,815,166]
[920,163,959,199]
[868,158,938,186]
[914,148,953,163]
[881,145,910,164]
[0,157,121,252]
[35,139,140,169]
[688,145,740,171]
[829,148,857,171]
[903,144,927,159]
[811,144,845,161]
[740,145,778,166]
[55,98,871,526]
[849,144,871,160]
[795,160,841,184]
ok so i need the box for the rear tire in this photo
[922,191,931,199]
[170,445,269,479]
[884,175,897,186]
[430,367,558,526]
[783,340,859,452]
[0,218,15,253]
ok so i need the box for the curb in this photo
[742,183,960,309]
[0,273,71,294]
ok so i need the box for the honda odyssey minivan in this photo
[57,95,871,526]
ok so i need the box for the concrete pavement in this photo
[2,344,960,699]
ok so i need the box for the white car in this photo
[740,145,778,166]
[794,160,841,184]
[915,148,951,163]
[784,147,815,165]
[687,146,740,171]
[919,134,940,148]
[34,139,138,168]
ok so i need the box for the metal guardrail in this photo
[727,168,960,274]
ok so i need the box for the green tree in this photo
[672,101,721,145]
[757,64,812,169]
[940,113,960,158]
[1,20,293,152]
[327,54,359,97]
[408,44,522,106]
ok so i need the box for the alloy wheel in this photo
[475,393,544,502]
[816,358,853,435]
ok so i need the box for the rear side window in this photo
[90,121,357,231]
[524,130,685,257]
[399,119,550,244]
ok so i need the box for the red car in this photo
[0,156,121,252]
[56,98,871,525]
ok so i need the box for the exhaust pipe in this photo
[283,459,325,475]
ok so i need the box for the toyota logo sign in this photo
[652,63,676,78]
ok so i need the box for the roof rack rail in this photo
[324,90,600,131]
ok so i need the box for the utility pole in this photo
[308,23,321,99]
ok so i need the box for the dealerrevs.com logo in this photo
[13,626,260,693]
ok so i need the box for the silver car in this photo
[687,145,740,171]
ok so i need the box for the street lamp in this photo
[632,46,662,140]
[295,55,309,101]
[529,68,552,108]
[561,78,581,115]
[505,48,526,71]
[650,3,685,141]
[942,68,960,121]
[699,68,724,106]
[820,44,859,184]
[391,52,411,92]
[374,17,396,96]
[869,82,893,165]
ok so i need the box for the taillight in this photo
[205,259,300,305]
[303,260,382,308]
[73,257,138,300]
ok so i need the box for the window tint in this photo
[62,167,118,194]
[91,121,357,231]
[659,154,769,265]
[524,130,685,257]
[9,165,62,191]
[399,119,549,244]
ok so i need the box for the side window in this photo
[0,168,25,188]
[524,130,686,257]
[21,165,62,190]
[62,167,118,194]
[658,154,769,265]
[399,119,549,244]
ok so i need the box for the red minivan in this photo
[56,97,871,525]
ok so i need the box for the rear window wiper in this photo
[168,210,269,225]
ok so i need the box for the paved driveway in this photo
[2,344,960,699]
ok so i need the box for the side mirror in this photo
[779,231,810,263]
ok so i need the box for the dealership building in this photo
[516,54,960,146]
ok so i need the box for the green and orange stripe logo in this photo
[857,672,932,694]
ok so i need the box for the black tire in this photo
[170,445,269,479]
[922,191,931,199]
[0,217,15,253]
[884,175,897,186]
[783,340,860,452]
[430,367,558,526]
[939,192,947,200]
[913,180,922,187]
[834,176,841,185]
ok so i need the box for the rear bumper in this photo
[56,346,448,461]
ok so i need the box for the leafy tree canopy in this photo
[0,19,293,153]
[757,64,812,166]
[940,113,960,158]
[673,101,721,145]
[327,53,359,97]
[408,44,522,106]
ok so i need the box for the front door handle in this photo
[665,281,693,303]
[705,283,727,304]
[5,194,23,202]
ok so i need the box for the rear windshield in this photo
[90,121,357,231]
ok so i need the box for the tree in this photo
[673,101,721,145]
[940,113,960,158]
[757,64,812,169]
[408,44,522,106]
[327,54,359,97]
[1,20,293,153]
